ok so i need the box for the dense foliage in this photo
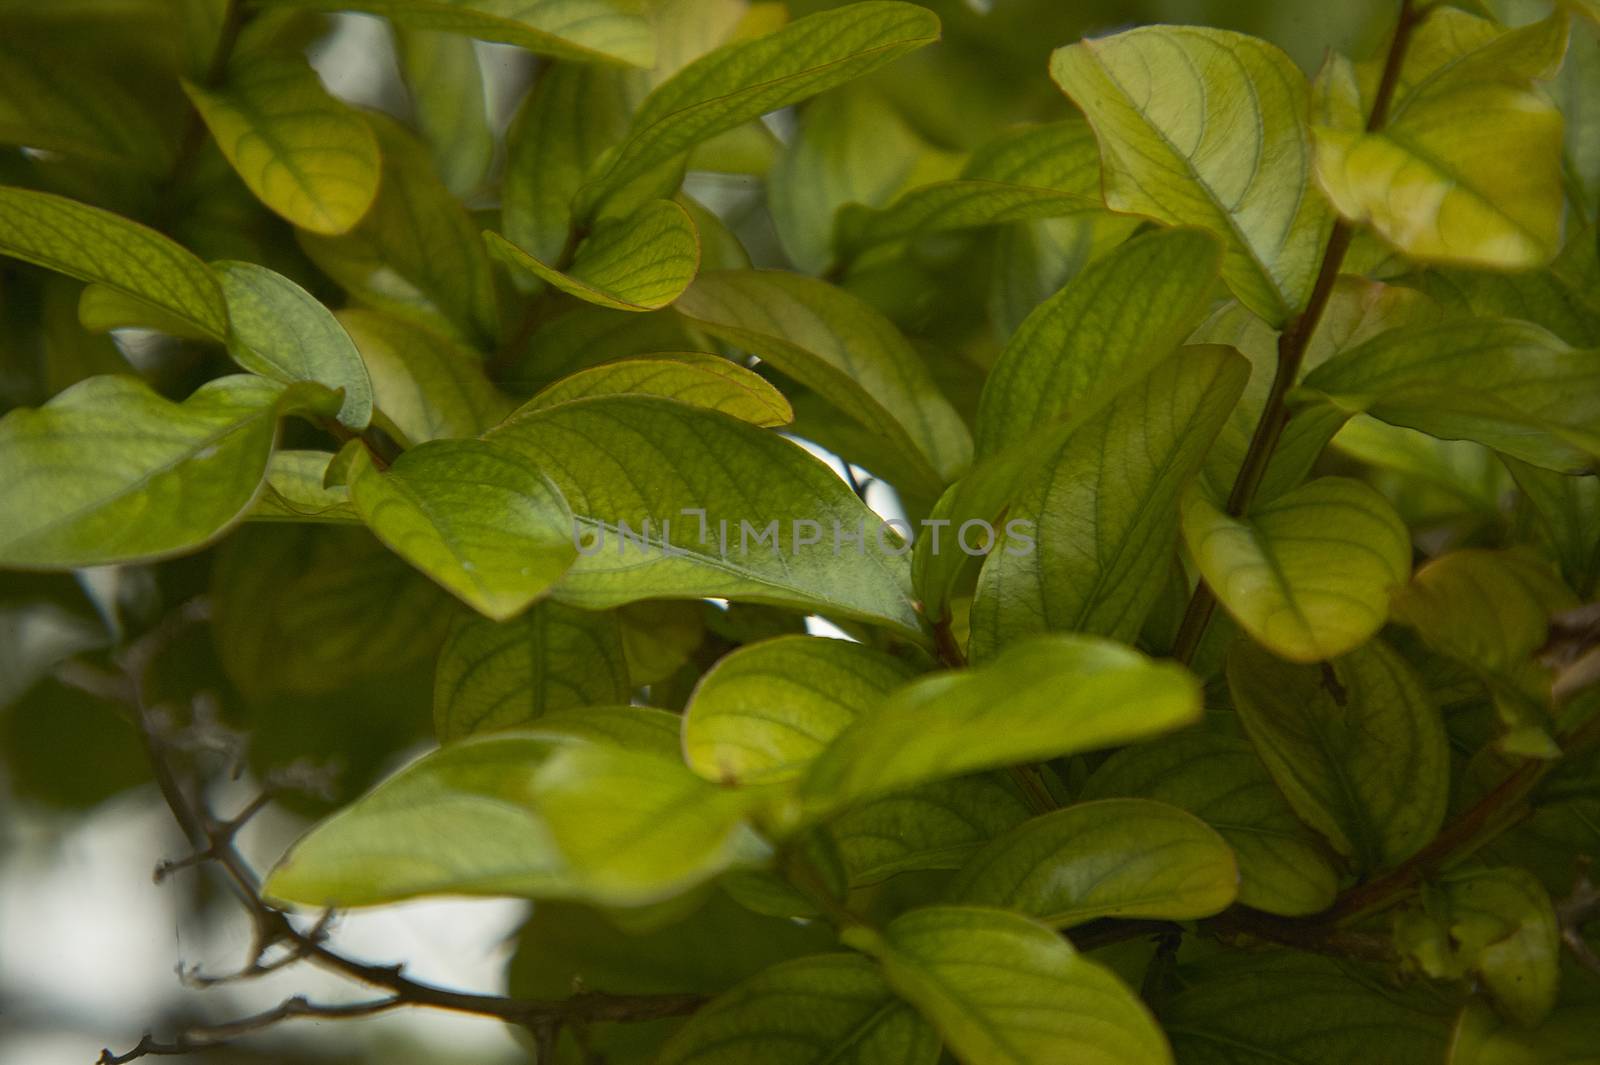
[2,0,1599,1061]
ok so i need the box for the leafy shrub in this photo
[1,0,1598,1062]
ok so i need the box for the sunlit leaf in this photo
[1183,476,1411,663]
[0,186,227,339]
[347,439,576,620]
[1052,26,1335,323]
[258,0,655,67]
[264,733,767,907]
[1228,638,1449,871]
[1313,12,1569,269]
[583,1,940,207]
[338,308,511,442]
[184,56,380,235]
[659,953,941,1065]
[0,375,301,568]
[675,269,971,490]
[485,395,923,636]
[1297,318,1600,473]
[486,198,700,311]
[213,260,374,430]
[856,905,1172,1065]
[802,635,1201,813]
[683,634,915,785]
[433,602,629,741]
[250,450,359,524]
[1083,733,1339,916]
[522,352,791,427]
[947,798,1238,927]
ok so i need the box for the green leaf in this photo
[946,798,1238,928]
[830,774,1032,888]
[856,905,1171,1065]
[683,634,915,785]
[1312,12,1568,269]
[77,282,215,341]
[801,635,1201,813]
[0,32,177,171]
[523,352,791,427]
[969,343,1248,658]
[1162,952,1453,1064]
[1228,638,1450,871]
[337,309,510,443]
[1504,458,1600,597]
[583,1,940,207]
[1450,996,1600,1065]
[0,375,295,569]
[183,57,381,235]
[347,439,575,620]
[1082,733,1340,917]
[299,116,499,348]
[768,89,923,274]
[0,187,227,340]
[395,27,495,197]
[1396,866,1559,1027]
[433,602,630,741]
[915,228,1224,618]
[1297,318,1600,473]
[250,450,359,523]
[1051,26,1335,324]
[264,733,767,908]
[835,120,1104,261]
[257,0,655,67]
[213,260,374,430]
[676,269,971,492]
[485,395,922,636]
[502,63,642,267]
[1411,235,1600,348]
[1182,476,1411,663]
[659,953,941,1065]
[486,199,700,311]
[213,525,455,698]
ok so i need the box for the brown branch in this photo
[1171,0,1421,665]
[84,600,705,1064]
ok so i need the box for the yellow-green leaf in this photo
[583,1,940,207]
[263,733,768,908]
[250,450,359,524]
[433,603,630,741]
[485,199,699,311]
[947,799,1238,928]
[183,57,381,236]
[1228,638,1449,871]
[1182,476,1411,663]
[676,269,971,492]
[394,27,495,197]
[801,635,1201,814]
[830,775,1032,888]
[683,634,915,785]
[0,187,227,340]
[214,260,374,430]
[1051,26,1335,324]
[300,116,499,348]
[257,0,655,68]
[1312,12,1569,269]
[523,352,791,427]
[1083,733,1339,916]
[1297,318,1600,473]
[485,395,922,637]
[0,375,293,568]
[338,308,511,442]
[347,439,576,621]
[855,905,1172,1065]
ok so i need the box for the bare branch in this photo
[97,996,405,1063]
